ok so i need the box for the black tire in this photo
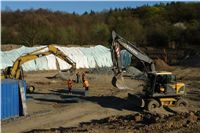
[27,86,35,93]
[146,99,160,111]
[128,93,145,107]
[176,98,188,107]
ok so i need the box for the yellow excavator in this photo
[1,44,76,93]
[111,31,187,111]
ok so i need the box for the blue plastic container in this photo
[1,79,26,120]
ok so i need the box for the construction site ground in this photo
[2,66,200,133]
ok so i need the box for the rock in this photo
[186,120,191,124]
[188,113,198,122]
[167,121,174,128]
[158,114,165,119]
[124,120,128,123]
[134,113,143,122]
[108,116,117,123]
[143,113,157,124]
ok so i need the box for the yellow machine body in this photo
[1,44,76,80]
[159,98,177,106]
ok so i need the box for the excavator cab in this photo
[135,72,187,111]
[1,69,6,79]
[127,72,187,111]
[1,66,36,93]
[3,66,24,80]
[145,72,186,97]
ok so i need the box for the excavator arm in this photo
[5,45,76,79]
[111,31,155,76]
[111,31,155,89]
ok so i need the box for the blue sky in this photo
[1,1,169,14]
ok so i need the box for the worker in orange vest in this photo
[83,79,89,96]
[67,79,73,94]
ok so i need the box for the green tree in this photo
[114,18,146,45]
[146,23,169,47]
[91,23,110,45]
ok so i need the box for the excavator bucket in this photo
[112,75,129,90]
[55,58,76,80]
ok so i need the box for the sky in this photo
[1,1,170,14]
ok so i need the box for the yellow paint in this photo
[169,83,185,94]
[159,98,176,106]
[160,98,176,102]
[1,75,5,80]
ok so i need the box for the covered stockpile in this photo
[0,45,113,71]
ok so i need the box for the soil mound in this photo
[27,111,200,133]
[154,58,175,71]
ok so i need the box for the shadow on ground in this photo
[24,89,148,133]
[81,96,143,112]
[24,127,77,133]
[50,88,85,95]
[30,87,143,111]
[25,95,143,133]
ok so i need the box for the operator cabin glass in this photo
[169,75,176,83]
[163,75,176,84]
[146,74,177,94]
[157,74,176,85]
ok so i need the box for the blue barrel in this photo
[1,79,26,120]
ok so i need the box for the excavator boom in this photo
[4,45,76,79]
[111,31,155,89]
[112,31,155,73]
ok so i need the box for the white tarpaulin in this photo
[1,45,113,71]
[46,55,57,70]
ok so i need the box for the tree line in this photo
[1,2,200,48]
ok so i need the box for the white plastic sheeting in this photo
[57,46,89,69]
[1,45,113,71]
[46,55,57,70]
[80,45,113,68]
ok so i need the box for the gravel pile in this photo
[154,58,175,71]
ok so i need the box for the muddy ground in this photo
[1,66,200,133]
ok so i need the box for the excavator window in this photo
[155,74,177,94]
[161,75,176,84]
[168,75,176,83]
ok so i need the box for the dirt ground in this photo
[1,66,200,133]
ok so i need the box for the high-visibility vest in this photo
[83,80,89,87]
